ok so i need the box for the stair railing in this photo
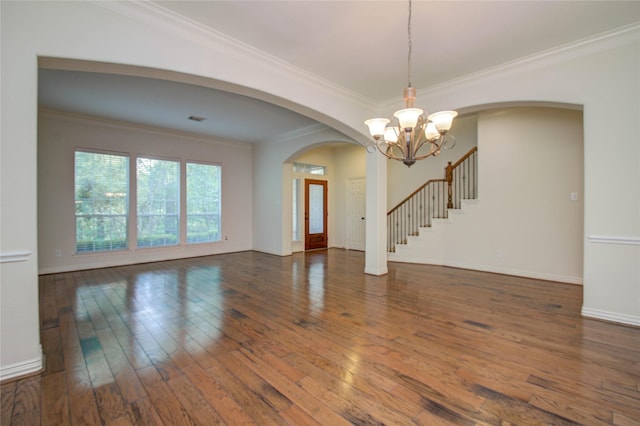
[387,147,478,252]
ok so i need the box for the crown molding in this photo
[89,0,376,111]
[262,123,328,145]
[261,123,356,146]
[381,22,640,112]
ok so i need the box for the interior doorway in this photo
[304,179,328,250]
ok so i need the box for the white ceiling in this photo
[38,0,639,144]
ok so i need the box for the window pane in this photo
[293,162,326,175]
[137,158,179,248]
[292,179,300,241]
[186,162,221,244]
[75,151,129,253]
[309,183,324,234]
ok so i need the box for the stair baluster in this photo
[387,147,478,252]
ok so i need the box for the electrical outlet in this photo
[496,249,503,258]
[55,249,61,257]
[570,192,578,201]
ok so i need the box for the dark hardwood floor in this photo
[2,249,639,425]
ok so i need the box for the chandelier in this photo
[364,0,457,167]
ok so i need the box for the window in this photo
[75,150,222,253]
[186,162,221,244]
[293,162,326,175]
[136,157,179,248]
[75,151,129,252]
[292,178,301,240]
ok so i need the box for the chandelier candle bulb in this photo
[394,108,424,130]
[425,122,440,141]
[384,126,399,143]
[364,118,390,139]
[428,110,458,133]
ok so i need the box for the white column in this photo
[365,149,388,275]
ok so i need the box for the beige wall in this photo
[291,143,366,251]
[38,110,254,274]
[391,107,584,284]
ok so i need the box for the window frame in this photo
[74,149,130,254]
[135,155,181,249]
[185,160,222,245]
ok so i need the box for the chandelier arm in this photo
[374,140,400,161]
[413,128,429,153]
[413,150,439,161]
[431,136,445,154]
[442,134,456,150]
[395,128,407,156]
[393,140,408,160]
[411,121,429,153]
[424,136,445,160]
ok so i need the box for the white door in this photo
[347,177,366,251]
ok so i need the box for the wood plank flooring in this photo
[2,249,639,425]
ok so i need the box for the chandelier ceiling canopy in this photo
[365,0,457,167]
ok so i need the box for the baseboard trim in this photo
[448,262,584,285]
[364,265,389,276]
[387,258,583,285]
[587,235,640,245]
[0,347,43,382]
[582,307,640,327]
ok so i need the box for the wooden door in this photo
[305,179,328,250]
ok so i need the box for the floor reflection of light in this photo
[185,266,222,343]
[341,348,361,394]
[307,262,325,314]
[128,271,181,336]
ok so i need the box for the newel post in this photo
[445,161,454,209]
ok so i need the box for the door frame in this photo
[304,179,328,250]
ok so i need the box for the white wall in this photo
[391,107,584,284]
[38,110,253,273]
[387,114,478,209]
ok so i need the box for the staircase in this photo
[387,147,478,253]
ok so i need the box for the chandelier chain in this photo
[363,0,457,167]
[407,0,412,87]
